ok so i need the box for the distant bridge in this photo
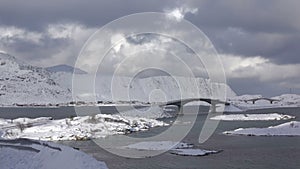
[244,98,280,104]
[158,98,230,113]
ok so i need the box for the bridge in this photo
[244,97,280,104]
[158,98,230,113]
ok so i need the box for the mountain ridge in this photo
[46,64,87,74]
[0,52,72,106]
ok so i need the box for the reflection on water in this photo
[58,107,300,169]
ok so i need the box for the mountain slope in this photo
[0,52,236,106]
[54,73,236,102]
[0,52,71,106]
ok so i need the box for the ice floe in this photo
[170,149,220,156]
[122,141,220,156]
[122,141,193,151]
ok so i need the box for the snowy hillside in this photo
[55,73,236,103]
[0,52,71,106]
[272,94,300,106]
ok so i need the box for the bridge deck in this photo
[159,98,230,107]
[244,97,280,104]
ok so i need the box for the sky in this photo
[0,0,299,96]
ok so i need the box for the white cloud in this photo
[0,26,42,44]
[0,23,97,67]
[47,23,93,39]
[164,7,198,22]
[220,54,300,83]
[39,23,97,66]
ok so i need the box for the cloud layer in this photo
[0,0,299,96]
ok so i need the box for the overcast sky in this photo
[0,0,299,96]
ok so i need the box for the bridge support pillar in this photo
[210,103,217,113]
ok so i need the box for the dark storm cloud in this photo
[182,0,300,64]
[1,0,299,65]
[186,0,300,33]
[0,0,171,30]
[0,0,299,96]
[202,28,300,64]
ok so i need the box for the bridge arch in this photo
[160,98,230,113]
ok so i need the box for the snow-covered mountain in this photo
[46,64,87,74]
[0,52,236,106]
[0,52,71,106]
[54,73,236,103]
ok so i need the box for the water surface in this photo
[59,107,300,169]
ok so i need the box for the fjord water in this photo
[59,107,300,169]
[0,106,299,168]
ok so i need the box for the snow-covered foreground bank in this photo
[122,141,220,156]
[0,139,108,169]
[223,121,300,136]
[0,114,168,141]
[210,113,295,121]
